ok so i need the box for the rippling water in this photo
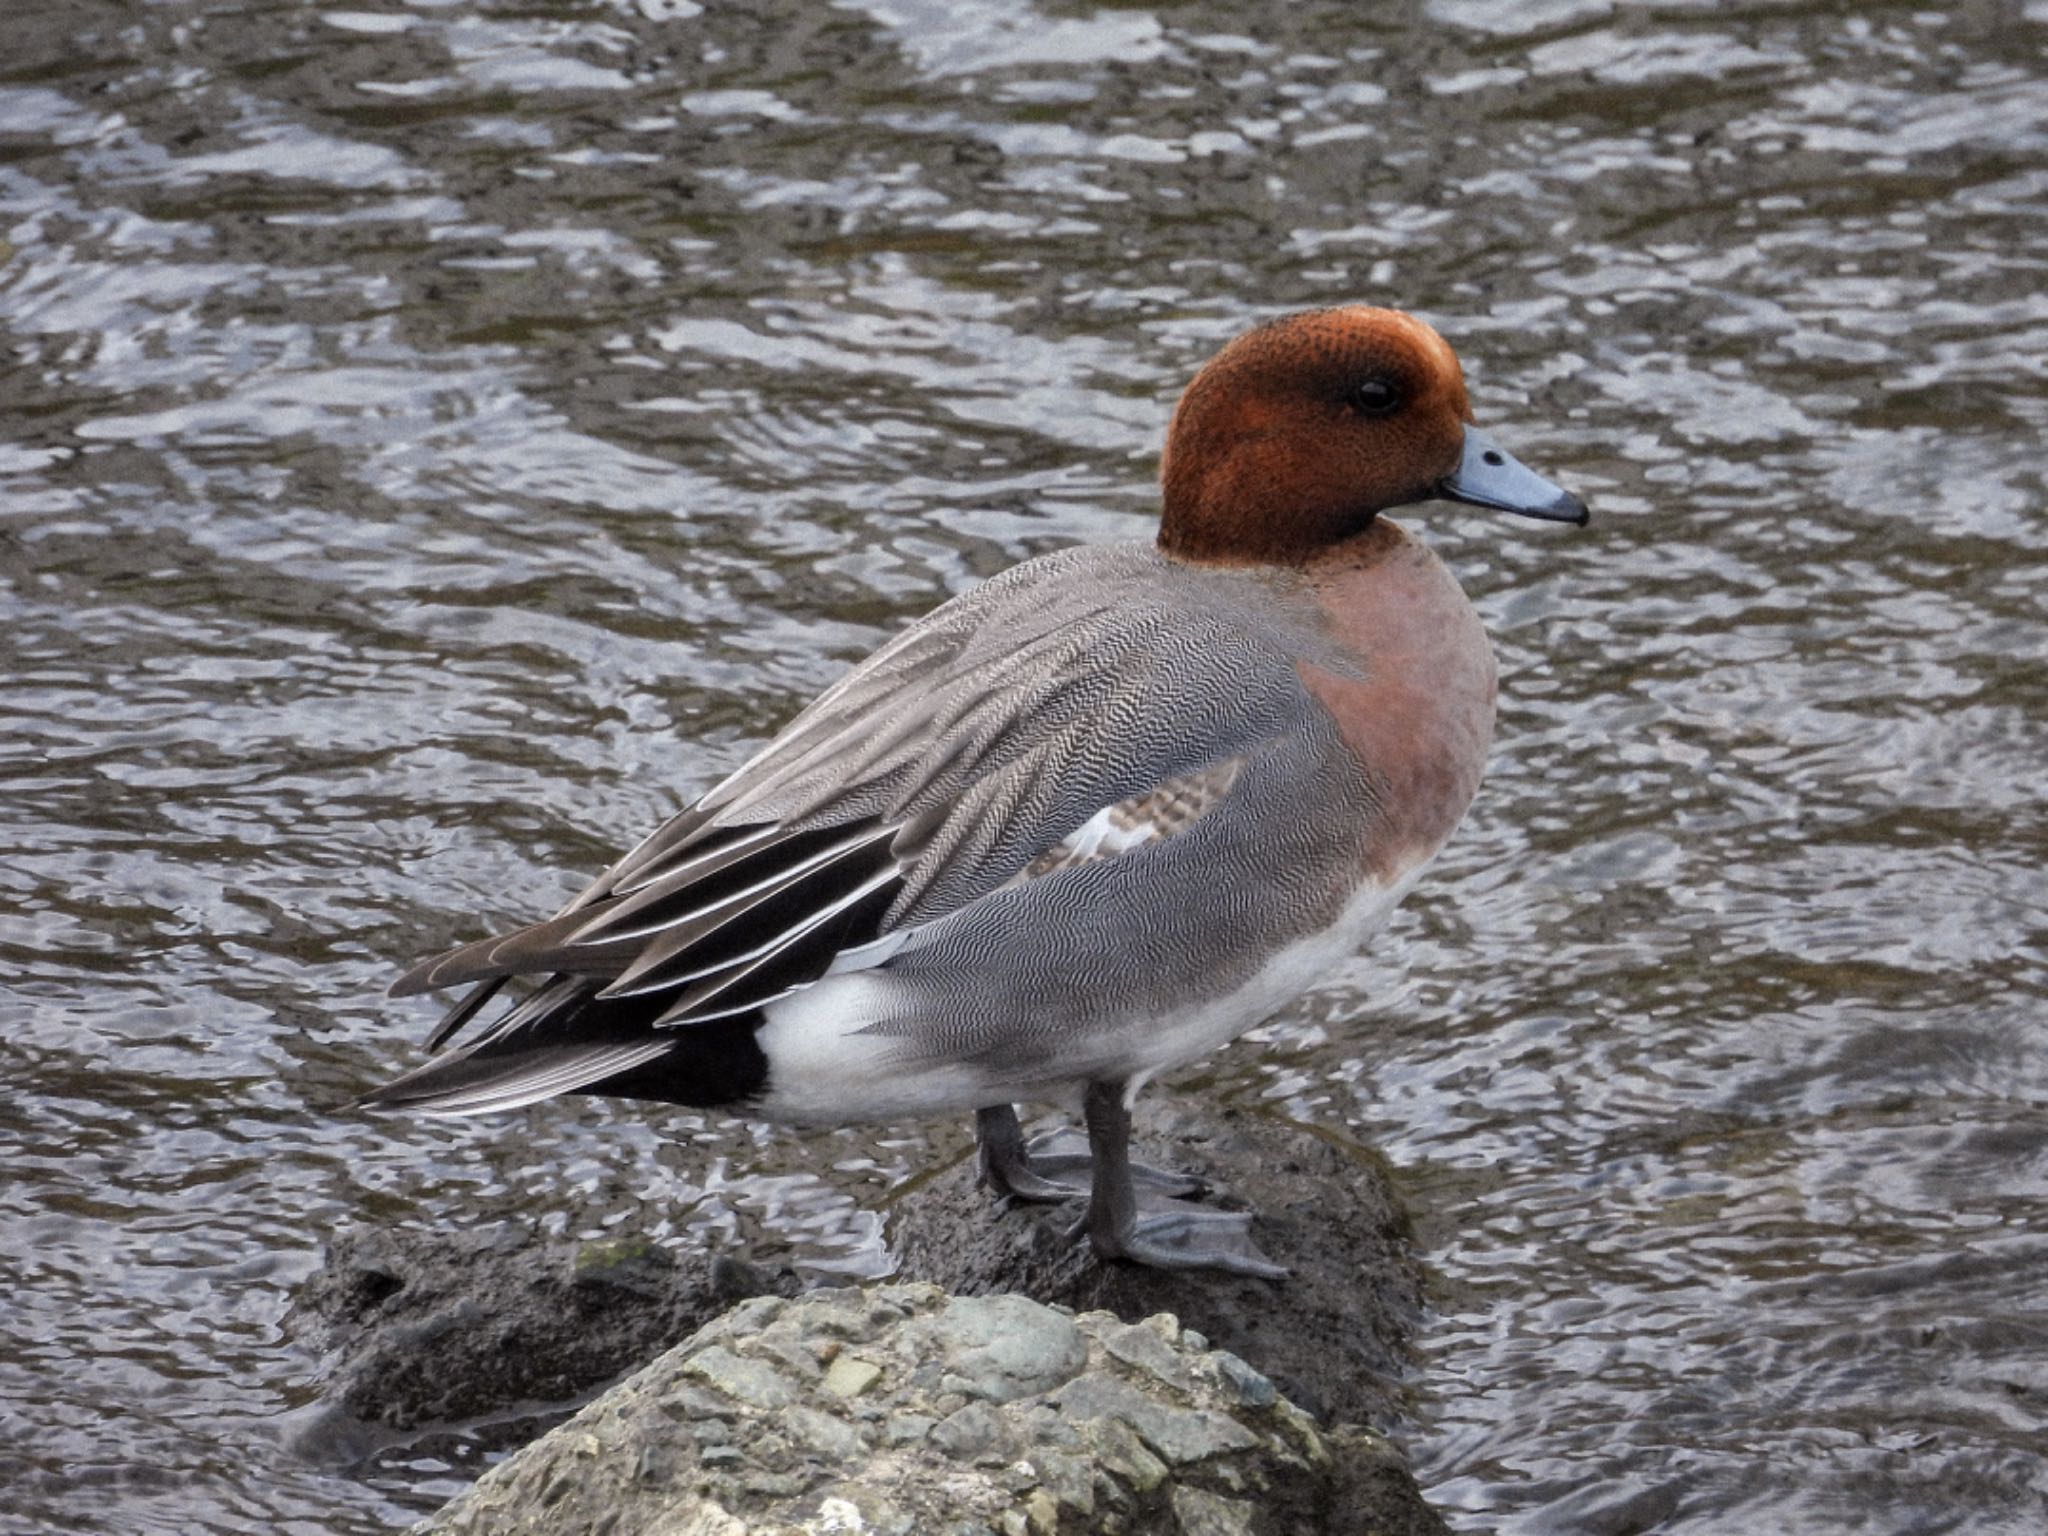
[4,1,2044,1531]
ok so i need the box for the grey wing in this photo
[386,545,1331,1059]
[841,703,1376,1088]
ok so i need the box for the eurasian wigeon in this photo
[365,306,1586,1278]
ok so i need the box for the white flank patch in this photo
[752,973,994,1125]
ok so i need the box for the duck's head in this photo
[1158,306,1587,565]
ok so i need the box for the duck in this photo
[362,305,1587,1279]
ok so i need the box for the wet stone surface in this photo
[287,1224,800,1442]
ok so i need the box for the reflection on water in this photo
[3,0,2044,1531]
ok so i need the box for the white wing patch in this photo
[1004,756,1247,888]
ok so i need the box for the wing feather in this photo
[648,871,900,1024]
[597,825,902,998]
[577,822,879,945]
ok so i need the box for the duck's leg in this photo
[974,1103,1207,1205]
[976,1104,1088,1203]
[1079,1080,1289,1280]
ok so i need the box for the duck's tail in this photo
[358,979,769,1115]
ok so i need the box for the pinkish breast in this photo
[1297,518,1498,883]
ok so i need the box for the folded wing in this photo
[365,546,1316,1114]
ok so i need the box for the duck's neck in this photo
[1295,520,1498,881]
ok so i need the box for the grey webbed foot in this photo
[1013,1123,1210,1200]
[974,1105,1207,1206]
[1087,1204,1290,1280]
[1073,1080,1289,1281]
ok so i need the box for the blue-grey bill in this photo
[1438,427,1589,525]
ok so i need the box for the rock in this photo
[290,1100,1447,1529]
[683,1345,801,1411]
[291,1102,1417,1438]
[928,1398,1010,1462]
[820,1355,882,1398]
[925,1292,1091,1402]
[891,1099,1425,1429]
[285,1223,801,1444]
[409,1283,1435,1536]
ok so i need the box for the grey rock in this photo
[780,1404,863,1462]
[1078,1411,1170,1495]
[295,1103,1448,1532]
[789,1486,914,1536]
[1207,1349,1279,1410]
[928,1399,1010,1463]
[1097,1315,1197,1393]
[1052,1373,1261,1466]
[667,1383,739,1423]
[737,1469,809,1498]
[924,1292,1089,1403]
[681,1346,797,1411]
[1175,1484,1261,1536]
[1029,1447,1094,1515]
[821,1354,883,1398]
[408,1283,1441,1536]
[883,1411,935,1445]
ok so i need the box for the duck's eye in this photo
[1351,377,1403,418]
